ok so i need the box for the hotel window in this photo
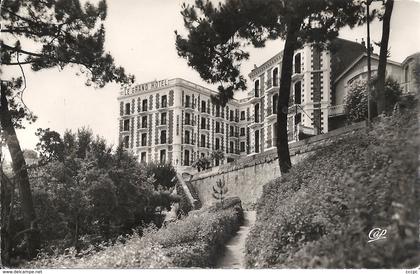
[161,95,167,108]
[273,94,279,114]
[230,141,234,153]
[294,81,301,104]
[184,150,190,166]
[294,53,301,74]
[201,100,206,112]
[142,116,147,128]
[273,67,279,86]
[184,130,190,144]
[254,104,260,123]
[215,138,220,150]
[255,130,260,153]
[161,112,167,125]
[240,111,245,120]
[125,103,130,115]
[142,99,148,112]
[185,113,191,125]
[160,130,167,144]
[201,117,206,129]
[295,113,302,125]
[215,121,220,133]
[216,106,220,117]
[230,110,234,121]
[185,95,191,108]
[160,149,166,164]
[240,127,245,136]
[123,135,129,148]
[200,134,206,147]
[240,141,245,152]
[141,133,147,146]
[141,152,147,163]
[230,125,234,137]
[123,119,130,131]
[254,80,260,97]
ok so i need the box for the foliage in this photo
[191,156,211,172]
[212,179,228,207]
[210,150,225,162]
[175,0,368,174]
[245,104,419,268]
[144,162,177,190]
[344,80,369,123]
[25,200,244,268]
[175,0,367,105]
[0,127,185,264]
[345,77,403,123]
[1,0,133,262]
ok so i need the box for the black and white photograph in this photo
[0,0,419,272]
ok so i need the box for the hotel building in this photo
[118,38,413,172]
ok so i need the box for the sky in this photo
[2,0,420,153]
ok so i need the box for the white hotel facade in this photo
[118,38,414,172]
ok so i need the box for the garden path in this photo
[216,210,256,268]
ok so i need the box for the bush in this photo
[245,105,419,268]
[25,199,244,268]
[345,77,403,123]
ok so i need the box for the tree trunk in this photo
[376,0,394,114]
[276,18,300,174]
[1,170,13,266]
[0,89,40,259]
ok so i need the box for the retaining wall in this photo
[190,121,366,209]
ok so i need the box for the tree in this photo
[176,0,367,173]
[375,0,394,115]
[212,179,228,207]
[144,162,178,190]
[1,0,133,259]
[210,149,224,166]
[192,156,211,172]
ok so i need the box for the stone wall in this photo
[190,121,366,209]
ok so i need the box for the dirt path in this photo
[216,211,256,268]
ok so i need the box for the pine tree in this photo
[175,0,368,173]
[212,179,228,207]
[376,0,395,115]
[1,0,133,259]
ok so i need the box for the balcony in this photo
[249,115,263,129]
[200,107,211,115]
[266,108,277,121]
[183,139,195,146]
[266,79,279,94]
[288,104,301,115]
[329,104,346,117]
[229,132,239,138]
[292,71,303,82]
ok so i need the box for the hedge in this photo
[25,197,243,268]
[245,107,419,268]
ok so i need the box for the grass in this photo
[245,106,419,268]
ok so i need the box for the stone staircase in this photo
[175,173,201,210]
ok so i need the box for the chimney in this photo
[361,38,366,48]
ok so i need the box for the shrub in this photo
[345,77,403,123]
[25,198,244,268]
[245,105,419,268]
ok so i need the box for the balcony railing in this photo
[329,104,346,116]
